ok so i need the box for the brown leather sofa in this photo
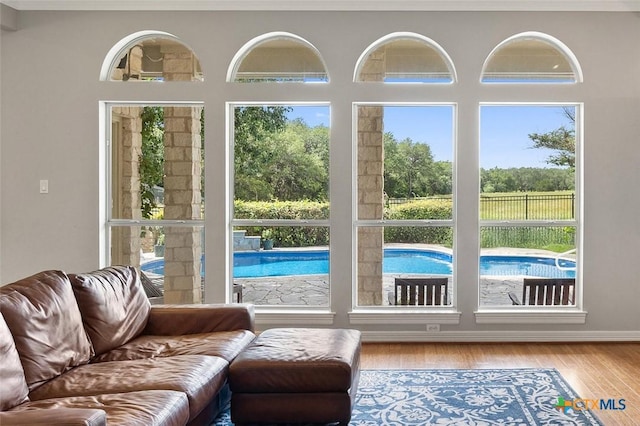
[0,266,256,426]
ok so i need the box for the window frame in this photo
[227,101,333,312]
[103,101,206,298]
[474,102,585,324]
[350,102,462,325]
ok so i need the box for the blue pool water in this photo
[141,248,575,279]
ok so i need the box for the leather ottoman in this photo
[229,328,361,425]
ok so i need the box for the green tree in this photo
[399,137,435,197]
[233,106,291,200]
[383,132,403,198]
[430,161,453,195]
[264,124,328,201]
[234,106,290,147]
[292,119,329,175]
[140,106,164,218]
[383,133,444,198]
[233,107,331,202]
[528,108,575,169]
[481,167,574,193]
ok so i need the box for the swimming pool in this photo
[141,248,576,279]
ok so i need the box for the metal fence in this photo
[388,193,575,220]
[480,225,576,249]
[387,195,451,206]
[480,193,575,220]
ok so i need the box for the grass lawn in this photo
[480,191,575,220]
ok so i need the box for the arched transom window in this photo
[228,32,328,83]
[100,30,203,82]
[355,32,456,83]
[481,32,582,83]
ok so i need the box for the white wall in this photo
[0,26,3,285]
[0,3,18,283]
[1,10,639,338]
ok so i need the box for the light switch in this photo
[40,179,49,194]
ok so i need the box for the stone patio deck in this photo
[236,274,523,306]
[233,245,556,306]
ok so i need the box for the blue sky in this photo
[479,105,574,169]
[288,104,574,169]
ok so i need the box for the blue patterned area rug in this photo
[212,368,603,425]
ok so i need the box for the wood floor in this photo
[360,342,640,425]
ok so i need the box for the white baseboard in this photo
[361,330,640,342]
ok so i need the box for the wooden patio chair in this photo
[389,277,449,306]
[508,278,575,306]
[140,270,164,304]
[140,271,164,298]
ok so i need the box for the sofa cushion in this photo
[6,390,189,426]
[144,304,255,335]
[0,407,106,425]
[28,355,228,422]
[0,270,93,391]
[229,328,361,393]
[92,329,256,363]
[70,266,150,356]
[0,312,29,410]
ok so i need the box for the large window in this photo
[107,104,205,304]
[355,104,455,308]
[102,32,206,305]
[99,27,585,328]
[231,105,330,306]
[476,32,583,321]
[226,33,331,308]
[479,105,580,308]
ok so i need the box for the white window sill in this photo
[349,308,461,325]
[475,308,587,324]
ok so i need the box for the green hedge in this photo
[234,200,329,247]
[384,200,453,246]
[235,200,329,220]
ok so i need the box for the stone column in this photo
[357,46,386,305]
[162,106,203,304]
[162,45,203,304]
[111,107,142,267]
[161,44,199,82]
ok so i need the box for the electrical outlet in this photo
[426,324,440,332]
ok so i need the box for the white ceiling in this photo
[2,0,640,11]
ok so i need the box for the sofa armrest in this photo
[143,304,255,335]
[0,409,106,426]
